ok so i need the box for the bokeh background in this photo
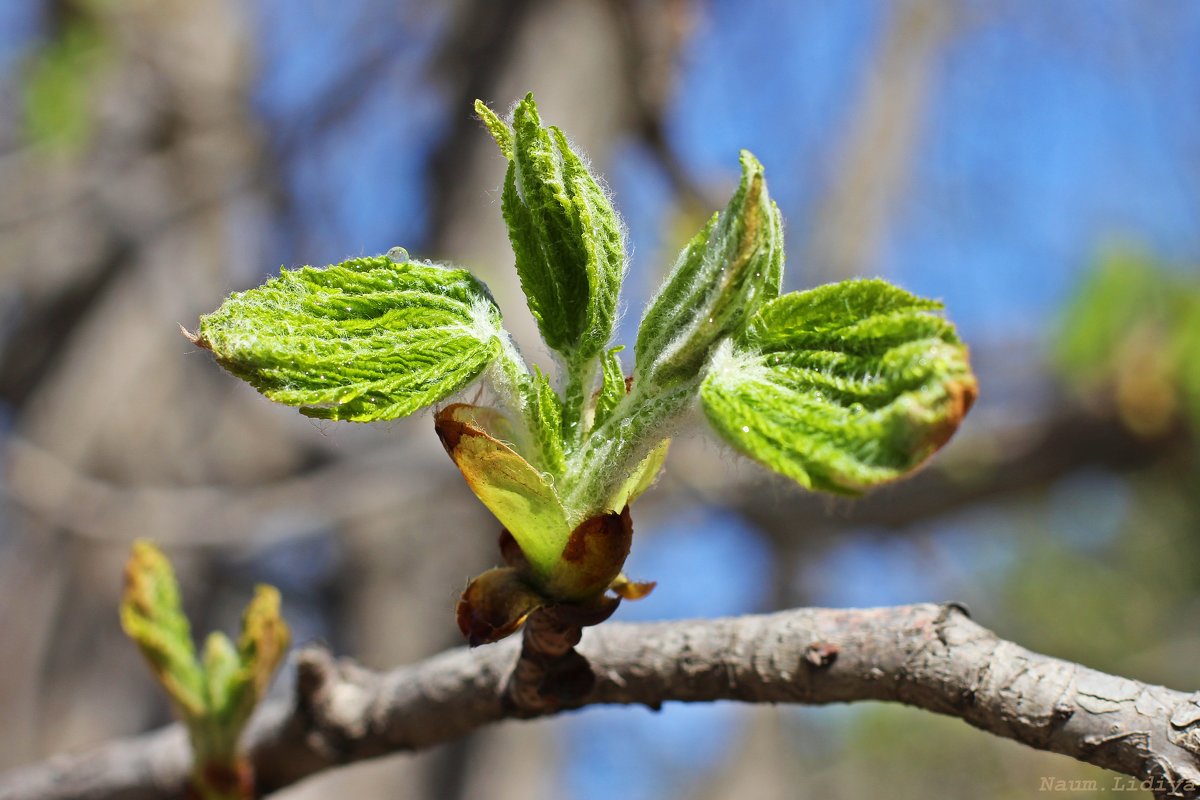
[2,1,1200,798]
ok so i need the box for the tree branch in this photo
[4,604,1200,799]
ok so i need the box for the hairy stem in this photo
[562,378,694,518]
[560,354,597,450]
[487,331,533,417]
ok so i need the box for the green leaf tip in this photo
[493,92,625,360]
[700,279,976,494]
[120,540,206,719]
[592,346,628,429]
[237,585,290,701]
[194,254,501,422]
[474,99,513,159]
[635,148,784,388]
[522,366,567,473]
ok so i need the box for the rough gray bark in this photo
[3,603,1200,799]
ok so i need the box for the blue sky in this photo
[227,1,1200,350]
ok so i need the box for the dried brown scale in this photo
[432,407,467,454]
[183,761,253,800]
[497,529,526,569]
[455,567,547,646]
[553,506,632,598]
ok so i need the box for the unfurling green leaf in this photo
[473,99,513,159]
[201,633,240,721]
[238,586,289,697]
[607,438,669,511]
[222,586,289,733]
[478,94,624,360]
[593,346,628,430]
[194,255,500,422]
[701,279,976,494]
[192,586,290,770]
[635,150,783,388]
[120,541,206,719]
[193,94,981,654]
[120,542,290,799]
[521,367,566,473]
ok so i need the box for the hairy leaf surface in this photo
[478,95,623,359]
[196,255,500,422]
[636,150,783,387]
[608,439,669,511]
[701,279,976,494]
[593,346,627,430]
[522,367,566,473]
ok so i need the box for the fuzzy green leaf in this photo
[198,632,241,762]
[522,367,566,473]
[199,586,289,766]
[202,633,240,721]
[636,150,783,388]
[480,94,624,360]
[120,541,206,720]
[607,438,669,511]
[473,99,513,158]
[195,254,501,422]
[701,279,976,494]
[593,346,627,429]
